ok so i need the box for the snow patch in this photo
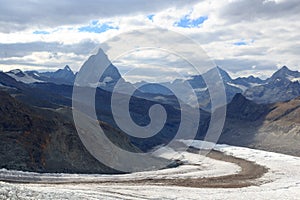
[153,96,166,101]
[33,73,40,77]
[291,77,300,83]
[103,76,113,83]
[227,82,248,92]
[8,69,22,74]
[7,73,43,84]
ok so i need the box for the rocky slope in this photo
[253,96,300,156]
[220,93,300,156]
[0,91,139,173]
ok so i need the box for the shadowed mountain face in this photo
[226,93,269,121]
[253,96,300,156]
[220,93,300,156]
[0,91,139,173]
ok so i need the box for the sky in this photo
[0,0,300,81]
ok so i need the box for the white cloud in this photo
[0,0,299,81]
[0,0,199,32]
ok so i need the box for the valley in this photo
[1,49,300,199]
[1,142,300,199]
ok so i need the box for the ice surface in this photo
[1,140,300,199]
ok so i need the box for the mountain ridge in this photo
[1,49,300,159]
[0,90,139,173]
[220,92,300,156]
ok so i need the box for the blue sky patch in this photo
[234,41,248,46]
[175,15,208,28]
[78,22,118,33]
[33,30,50,35]
[147,14,155,21]
[233,39,254,46]
[91,20,98,26]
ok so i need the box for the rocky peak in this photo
[215,66,232,82]
[227,93,269,121]
[64,65,72,72]
[270,66,300,81]
[7,69,25,77]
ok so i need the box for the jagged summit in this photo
[2,62,300,105]
[7,69,25,77]
[64,65,72,72]
[216,66,232,82]
[281,65,289,70]
[270,65,300,80]
[244,66,300,103]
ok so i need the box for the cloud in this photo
[0,0,198,32]
[0,51,86,72]
[0,40,98,58]
[0,40,100,72]
[215,58,276,72]
[220,0,300,22]
[0,0,300,80]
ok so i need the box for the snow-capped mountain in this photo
[134,66,266,97]
[269,66,300,82]
[2,48,300,107]
[187,67,245,108]
[134,67,263,109]
[36,65,76,84]
[244,66,300,103]
[5,66,75,85]
[3,50,124,91]
[232,75,265,89]
[134,66,300,107]
[72,48,130,92]
[6,69,44,84]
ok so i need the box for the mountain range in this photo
[6,65,75,85]
[4,61,300,108]
[244,66,300,103]
[1,48,300,173]
[135,66,300,109]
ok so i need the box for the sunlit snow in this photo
[1,140,300,199]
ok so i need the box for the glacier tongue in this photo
[1,141,300,199]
